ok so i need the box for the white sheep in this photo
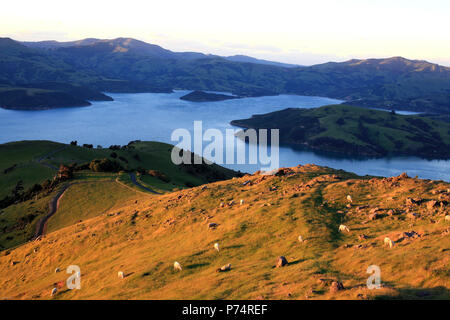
[54,268,60,273]
[346,195,353,203]
[174,261,182,271]
[51,288,57,296]
[298,235,304,242]
[339,224,350,233]
[384,237,395,248]
[118,271,124,279]
[214,243,220,252]
[240,199,244,205]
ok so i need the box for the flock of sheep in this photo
[50,192,447,296]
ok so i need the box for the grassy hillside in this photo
[231,105,450,158]
[0,165,448,299]
[0,140,239,250]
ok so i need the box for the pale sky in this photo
[1,0,449,66]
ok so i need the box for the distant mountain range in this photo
[1,37,449,113]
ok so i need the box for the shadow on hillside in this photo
[375,286,450,300]
[186,262,210,269]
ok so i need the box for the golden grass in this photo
[0,165,448,300]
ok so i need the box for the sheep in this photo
[54,268,60,273]
[118,271,124,279]
[174,261,182,271]
[298,235,304,242]
[240,199,244,205]
[346,195,353,203]
[214,243,220,252]
[51,288,57,296]
[216,263,231,272]
[339,224,350,233]
[384,237,395,248]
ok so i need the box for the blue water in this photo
[0,91,448,181]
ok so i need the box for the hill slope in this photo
[0,140,239,249]
[231,105,450,158]
[2,37,450,113]
[0,165,448,300]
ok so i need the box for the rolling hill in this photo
[1,37,449,112]
[0,140,239,249]
[0,163,448,299]
[231,105,450,158]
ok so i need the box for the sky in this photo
[1,0,449,66]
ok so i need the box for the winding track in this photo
[128,172,161,194]
[32,183,73,240]
[31,145,160,239]
[35,146,68,170]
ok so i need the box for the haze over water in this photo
[0,91,449,181]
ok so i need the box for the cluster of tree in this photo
[147,169,171,183]
[0,164,77,210]
[0,181,45,209]
[89,158,123,172]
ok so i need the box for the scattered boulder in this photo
[208,223,219,229]
[276,256,288,268]
[406,198,424,206]
[369,212,381,220]
[330,281,345,293]
[407,212,418,220]
[358,234,368,240]
[427,200,438,211]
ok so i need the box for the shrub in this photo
[89,158,122,172]
[148,170,171,182]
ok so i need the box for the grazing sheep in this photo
[214,243,220,252]
[240,199,244,205]
[339,224,350,233]
[347,195,353,203]
[216,263,231,272]
[298,235,304,242]
[384,237,395,248]
[118,271,124,279]
[51,288,57,296]
[54,268,60,273]
[220,202,224,208]
[174,261,182,271]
